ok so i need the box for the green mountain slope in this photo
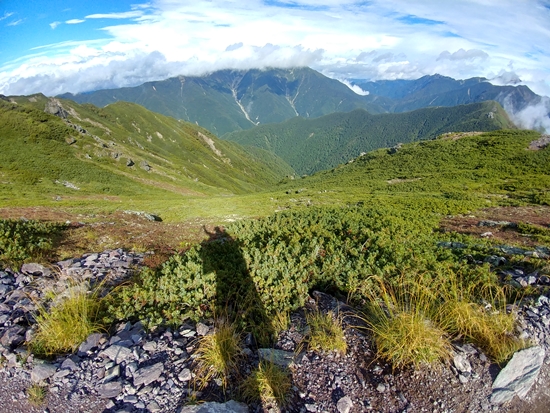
[59,68,385,136]
[0,94,294,204]
[224,101,514,175]
[353,74,542,114]
[280,129,550,208]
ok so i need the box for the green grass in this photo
[360,273,525,368]
[29,283,104,356]
[194,318,241,390]
[241,361,292,407]
[305,310,347,355]
[26,383,47,406]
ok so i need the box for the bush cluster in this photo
[0,219,67,267]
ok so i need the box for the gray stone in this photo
[453,352,472,374]
[376,383,386,393]
[103,364,120,383]
[147,401,162,412]
[98,381,122,399]
[60,358,79,371]
[21,263,51,277]
[1,325,26,348]
[78,333,106,356]
[133,362,164,387]
[31,363,57,383]
[177,400,248,413]
[337,396,353,413]
[258,348,295,368]
[178,368,192,382]
[196,323,210,336]
[491,346,545,405]
[100,345,133,364]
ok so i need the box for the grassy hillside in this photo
[224,101,514,175]
[0,94,294,209]
[278,129,550,208]
[59,68,385,136]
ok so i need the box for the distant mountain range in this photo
[224,101,514,175]
[352,74,542,114]
[59,68,543,137]
[59,68,383,136]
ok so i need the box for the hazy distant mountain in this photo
[352,74,542,114]
[59,68,385,136]
[225,101,514,175]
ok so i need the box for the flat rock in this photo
[1,325,26,348]
[31,363,57,383]
[258,348,295,368]
[133,362,164,387]
[78,332,106,356]
[100,344,133,364]
[98,381,122,399]
[491,346,545,405]
[178,400,248,413]
[20,263,51,277]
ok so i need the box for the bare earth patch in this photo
[441,206,550,248]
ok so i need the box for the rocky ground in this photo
[1,207,550,412]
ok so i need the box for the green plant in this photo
[27,383,47,406]
[361,275,452,369]
[0,219,67,267]
[194,318,241,390]
[241,361,291,407]
[30,283,104,356]
[305,310,347,355]
[438,279,526,364]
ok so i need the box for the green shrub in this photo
[0,219,67,267]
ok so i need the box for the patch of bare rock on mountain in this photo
[1,249,550,412]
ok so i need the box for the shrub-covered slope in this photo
[0,94,294,204]
[283,129,550,206]
[224,101,514,175]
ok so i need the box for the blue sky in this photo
[1,0,549,99]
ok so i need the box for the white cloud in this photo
[0,0,549,97]
[66,19,85,24]
[49,21,61,30]
[504,96,550,133]
[7,19,23,27]
[339,79,369,95]
[437,49,489,61]
[85,11,144,19]
[0,12,14,21]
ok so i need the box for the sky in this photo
[0,0,550,100]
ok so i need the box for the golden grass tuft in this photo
[241,361,291,407]
[26,383,47,406]
[194,317,241,390]
[361,273,525,368]
[30,283,104,356]
[362,276,451,368]
[305,310,347,355]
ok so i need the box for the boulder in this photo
[491,346,545,405]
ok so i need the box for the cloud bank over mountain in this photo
[0,0,549,97]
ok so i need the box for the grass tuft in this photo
[361,275,452,369]
[194,317,241,390]
[305,310,347,355]
[27,383,47,406]
[241,361,291,407]
[29,283,104,357]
